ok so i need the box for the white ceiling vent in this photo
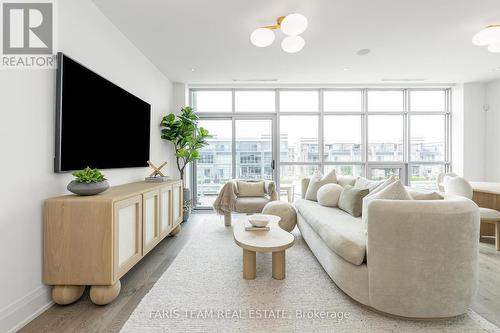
[232,78,279,82]
[381,78,427,82]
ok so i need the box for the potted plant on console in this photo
[160,106,210,221]
[67,167,109,196]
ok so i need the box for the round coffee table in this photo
[233,214,295,280]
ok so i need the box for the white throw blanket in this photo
[212,181,238,215]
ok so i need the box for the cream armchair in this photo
[213,179,278,226]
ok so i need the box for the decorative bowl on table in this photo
[248,214,270,227]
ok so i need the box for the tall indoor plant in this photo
[161,107,210,219]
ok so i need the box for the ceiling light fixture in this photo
[250,27,275,47]
[250,14,308,53]
[281,36,305,53]
[472,25,500,52]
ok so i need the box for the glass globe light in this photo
[488,43,500,53]
[472,25,500,46]
[280,13,308,36]
[250,28,275,47]
[281,36,305,53]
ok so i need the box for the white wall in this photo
[485,79,500,181]
[463,82,486,181]
[173,83,188,112]
[0,1,175,331]
[452,83,487,181]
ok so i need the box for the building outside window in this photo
[191,89,450,207]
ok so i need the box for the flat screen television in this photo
[54,52,151,172]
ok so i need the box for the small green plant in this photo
[72,167,107,183]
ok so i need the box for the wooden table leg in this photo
[272,250,286,280]
[496,222,500,251]
[243,249,256,279]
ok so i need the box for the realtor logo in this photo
[1,0,56,68]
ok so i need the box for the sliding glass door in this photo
[196,119,232,207]
[194,117,275,209]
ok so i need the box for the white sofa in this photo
[297,176,480,318]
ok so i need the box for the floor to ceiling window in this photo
[191,88,451,207]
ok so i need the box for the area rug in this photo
[121,215,500,333]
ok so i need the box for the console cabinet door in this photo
[142,190,160,255]
[113,195,142,280]
[159,185,172,239]
[172,182,183,227]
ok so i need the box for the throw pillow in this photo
[317,183,343,207]
[338,185,370,217]
[354,176,384,192]
[337,175,356,188]
[362,180,412,232]
[237,181,265,197]
[305,169,337,201]
[366,176,396,196]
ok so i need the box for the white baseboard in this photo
[0,285,53,333]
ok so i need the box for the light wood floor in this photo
[21,213,500,332]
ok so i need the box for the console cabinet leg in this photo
[52,285,86,305]
[90,280,121,305]
[170,224,181,236]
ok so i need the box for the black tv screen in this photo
[55,53,151,172]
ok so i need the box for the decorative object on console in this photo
[250,13,308,53]
[67,167,109,196]
[145,160,169,182]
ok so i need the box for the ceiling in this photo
[93,0,500,84]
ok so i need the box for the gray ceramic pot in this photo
[67,180,109,196]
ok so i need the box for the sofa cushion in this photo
[338,185,370,217]
[305,169,337,201]
[295,199,366,265]
[234,197,269,213]
[237,181,265,197]
[317,183,343,207]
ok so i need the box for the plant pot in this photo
[67,180,109,196]
[183,188,190,201]
[183,208,190,222]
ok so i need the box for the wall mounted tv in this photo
[54,52,151,172]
